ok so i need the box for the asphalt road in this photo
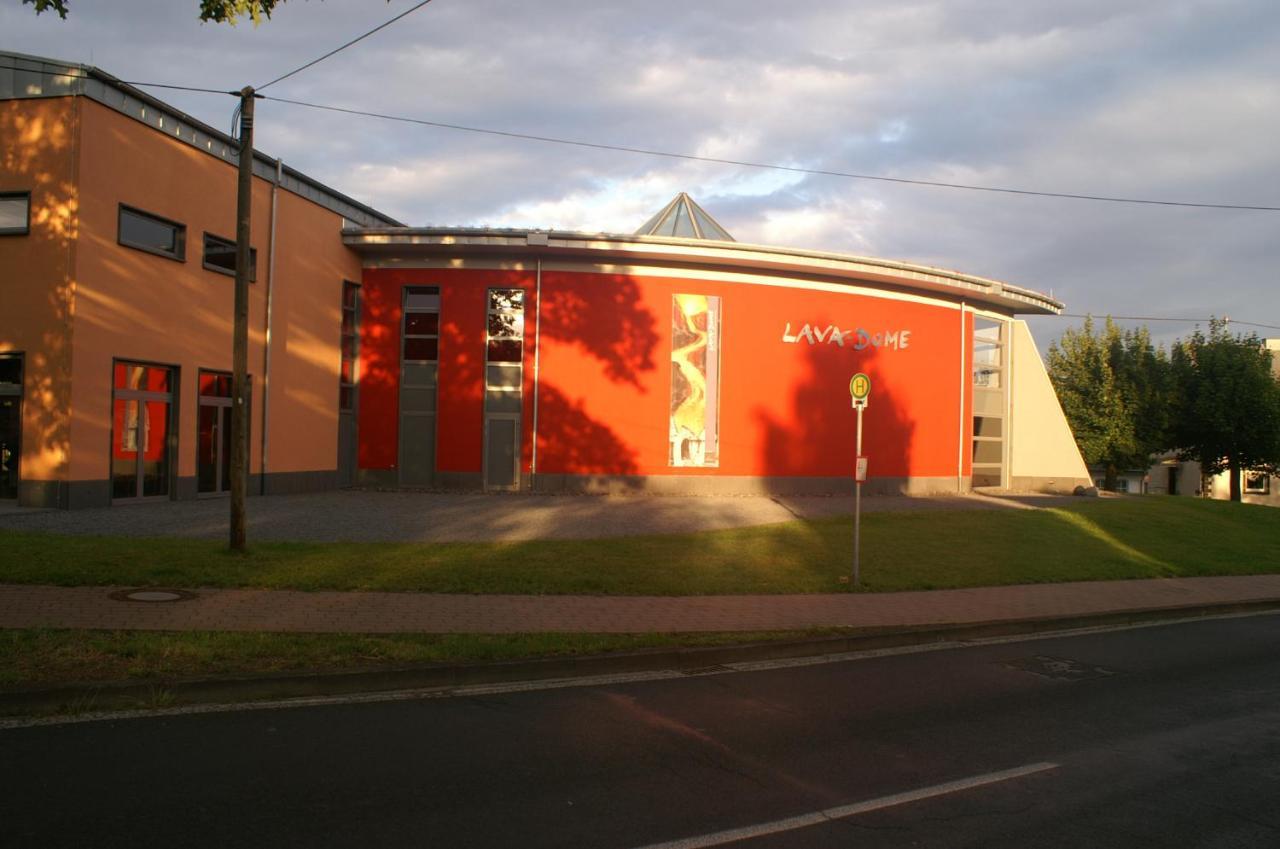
[4,614,1279,848]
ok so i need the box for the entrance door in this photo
[111,362,175,501]
[0,354,21,500]
[196,371,247,496]
[197,405,233,494]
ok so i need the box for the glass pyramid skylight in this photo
[635,193,735,242]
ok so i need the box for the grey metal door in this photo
[484,416,519,489]
[399,402,436,486]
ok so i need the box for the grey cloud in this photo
[3,0,1276,343]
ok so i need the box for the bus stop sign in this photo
[849,373,871,408]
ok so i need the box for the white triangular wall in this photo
[1008,319,1091,491]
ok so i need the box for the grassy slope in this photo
[1,497,1277,596]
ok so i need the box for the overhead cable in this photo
[256,0,437,91]
[6,61,1277,213]
[257,95,1280,212]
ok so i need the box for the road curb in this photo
[4,599,1279,717]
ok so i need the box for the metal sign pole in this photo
[846,372,871,588]
[853,404,863,587]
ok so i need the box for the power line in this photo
[258,95,1280,212]
[257,0,437,91]
[1049,313,1280,332]
[122,81,236,95]
[10,60,1280,212]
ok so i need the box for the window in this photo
[403,288,440,363]
[1245,471,1270,495]
[118,204,185,261]
[484,289,525,489]
[340,282,359,411]
[202,233,257,281]
[485,288,525,411]
[0,192,30,235]
[971,317,1006,487]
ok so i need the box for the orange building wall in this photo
[260,188,364,477]
[67,98,359,494]
[0,97,78,502]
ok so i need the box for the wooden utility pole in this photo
[230,86,255,552]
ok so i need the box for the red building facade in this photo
[344,202,1086,495]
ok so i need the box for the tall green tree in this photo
[1171,319,1280,501]
[1047,316,1173,490]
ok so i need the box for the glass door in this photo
[111,362,174,501]
[197,371,244,496]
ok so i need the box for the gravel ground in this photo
[0,489,1088,543]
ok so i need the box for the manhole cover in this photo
[109,588,197,603]
[1001,655,1118,682]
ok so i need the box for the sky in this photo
[4,0,1278,350]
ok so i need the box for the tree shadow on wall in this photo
[2,106,77,506]
[537,275,659,389]
[754,341,916,496]
[535,383,640,478]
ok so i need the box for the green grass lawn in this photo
[2,497,1278,595]
[0,628,854,691]
[3,497,1278,697]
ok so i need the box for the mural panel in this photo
[669,294,721,467]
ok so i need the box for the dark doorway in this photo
[1167,466,1178,496]
[196,370,248,496]
[0,353,21,499]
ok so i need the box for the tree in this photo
[23,1,306,24]
[1171,319,1280,501]
[1047,316,1173,491]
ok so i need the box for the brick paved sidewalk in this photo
[3,575,1279,634]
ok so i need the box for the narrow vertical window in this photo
[483,288,525,490]
[339,282,360,411]
[398,287,441,487]
[971,317,1006,488]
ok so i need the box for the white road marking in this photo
[633,762,1060,849]
[2,608,1274,730]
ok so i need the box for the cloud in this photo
[3,0,1277,350]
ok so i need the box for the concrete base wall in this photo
[262,470,338,496]
[23,469,338,509]
[18,479,69,509]
[1009,475,1093,495]
[529,474,966,497]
